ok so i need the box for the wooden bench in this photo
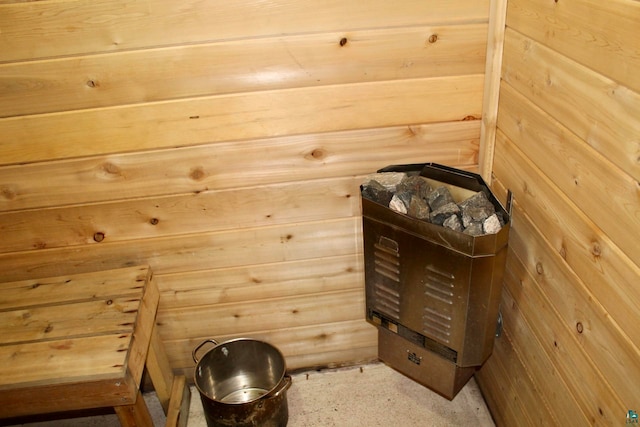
[0,265,190,427]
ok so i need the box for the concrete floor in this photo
[5,362,494,426]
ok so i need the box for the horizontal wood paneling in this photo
[493,130,640,349]
[503,231,624,424]
[506,0,640,92]
[0,122,480,212]
[0,76,483,165]
[0,24,488,117]
[0,218,361,283]
[0,0,490,379]
[167,320,378,375]
[0,0,490,62]
[476,325,560,426]
[498,82,639,265]
[484,260,590,426]
[502,28,640,182]
[478,0,640,424]
[0,178,362,253]
[159,289,365,341]
[508,204,636,411]
[155,255,362,310]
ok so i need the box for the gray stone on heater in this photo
[483,213,503,234]
[458,191,493,211]
[389,193,409,214]
[362,172,407,191]
[463,222,484,236]
[408,195,431,221]
[396,176,432,201]
[461,206,495,228]
[443,214,463,232]
[361,180,394,206]
[427,186,455,211]
[459,191,496,227]
[429,202,460,225]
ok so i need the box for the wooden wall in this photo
[476,0,640,425]
[0,0,490,377]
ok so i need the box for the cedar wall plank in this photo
[493,131,640,352]
[490,264,591,426]
[0,76,484,165]
[155,255,362,310]
[158,289,364,341]
[0,178,363,253]
[476,327,555,426]
[0,218,362,282]
[508,203,638,410]
[0,24,488,117]
[503,231,625,424]
[502,29,640,182]
[507,0,640,92]
[0,122,480,212]
[166,320,378,374]
[498,83,640,266]
[0,0,490,62]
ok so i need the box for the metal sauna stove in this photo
[362,163,509,399]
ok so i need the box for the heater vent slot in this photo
[372,237,400,320]
[424,265,454,305]
[373,283,400,320]
[373,237,400,282]
[422,265,455,343]
[422,307,452,343]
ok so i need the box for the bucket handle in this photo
[261,375,292,401]
[192,338,219,363]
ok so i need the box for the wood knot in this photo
[535,262,544,275]
[93,231,105,242]
[558,245,567,259]
[1,186,17,200]
[86,79,98,88]
[339,37,348,46]
[576,322,583,334]
[591,242,601,258]
[149,218,159,225]
[189,167,206,181]
[101,162,122,178]
[306,148,326,160]
[428,34,438,44]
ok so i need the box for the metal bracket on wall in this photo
[506,189,514,218]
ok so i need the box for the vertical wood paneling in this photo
[479,0,508,182]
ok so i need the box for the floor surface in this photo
[5,362,494,426]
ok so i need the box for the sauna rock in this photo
[362,172,504,235]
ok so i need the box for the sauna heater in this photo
[362,163,510,400]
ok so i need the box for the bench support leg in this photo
[146,325,174,412]
[114,390,154,427]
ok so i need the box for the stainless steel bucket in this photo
[193,338,292,427]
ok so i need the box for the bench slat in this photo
[0,266,148,311]
[0,297,140,345]
[0,334,131,388]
